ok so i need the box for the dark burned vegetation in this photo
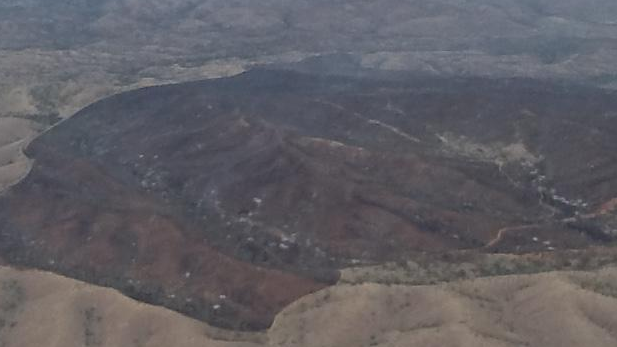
[0,279,25,338]
[1,68,617,329]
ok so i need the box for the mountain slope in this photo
[1,69,617,328]
[2,265,617,347]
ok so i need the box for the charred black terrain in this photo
[1,69,617,329]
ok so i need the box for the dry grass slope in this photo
[0,117,38,192]
[1,265,617,347]
[0,266,263,347]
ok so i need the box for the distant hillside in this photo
[3,0,617,121]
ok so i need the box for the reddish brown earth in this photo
[0,146,330,330]
[1,69,617,328]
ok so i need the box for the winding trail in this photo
[484,224,540,249]
[485,196,617,249]
[314,99,422,143]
